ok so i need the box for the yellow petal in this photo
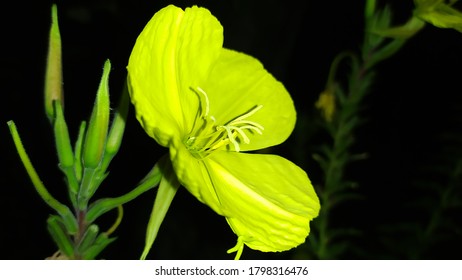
[127,5,223,146]
[206,152,319,252]
[203,49,296,151]
[169,137,225,216]
[171,137,320,253]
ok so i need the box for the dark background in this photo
[2,0,462,259]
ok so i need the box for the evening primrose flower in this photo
[127,5,320,258]
[315,88,336,122]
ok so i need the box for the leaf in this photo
[47,215,74,259]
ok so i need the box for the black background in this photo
[1,0,462,259]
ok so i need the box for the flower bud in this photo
[83,60,111,169]
[44,4,64,123]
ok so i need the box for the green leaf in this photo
[365,0,377,20]
[47,215,74,259]
[7,121,77,234]
[86,160,162,224]
[370,14,425,39]
[364,5,392,50]
[82,233,116,260]
[330,192,364,207]
[365,38,407,69]
[76,224,99,254]
[415,0,462,32]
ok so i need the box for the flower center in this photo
[185,87,264,159]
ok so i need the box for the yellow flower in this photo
[127,5,320,258]
[315,88,336,122]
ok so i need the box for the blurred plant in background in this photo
[293,0,462,259]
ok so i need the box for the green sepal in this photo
[77,167,107,210]
[86,161,162,224]
[47,215,74,259]
[74,121,87,183]
[140,157,180,260]
[76,224,99,254]
[100,81,129,172]
[81,233,116,260]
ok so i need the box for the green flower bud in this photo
[82,60,111,169]
[44,4,64,123]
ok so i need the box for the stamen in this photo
[220,125,241,152]
[185,87,265,158]
[231,126,250,144]
[238,125,263,134]
[219,125,250,144]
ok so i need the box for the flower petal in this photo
[127,5,223,146]
[169,137,225,216]
[171,141,320,252]
[202,49,296,151]
[206,151,319,252]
